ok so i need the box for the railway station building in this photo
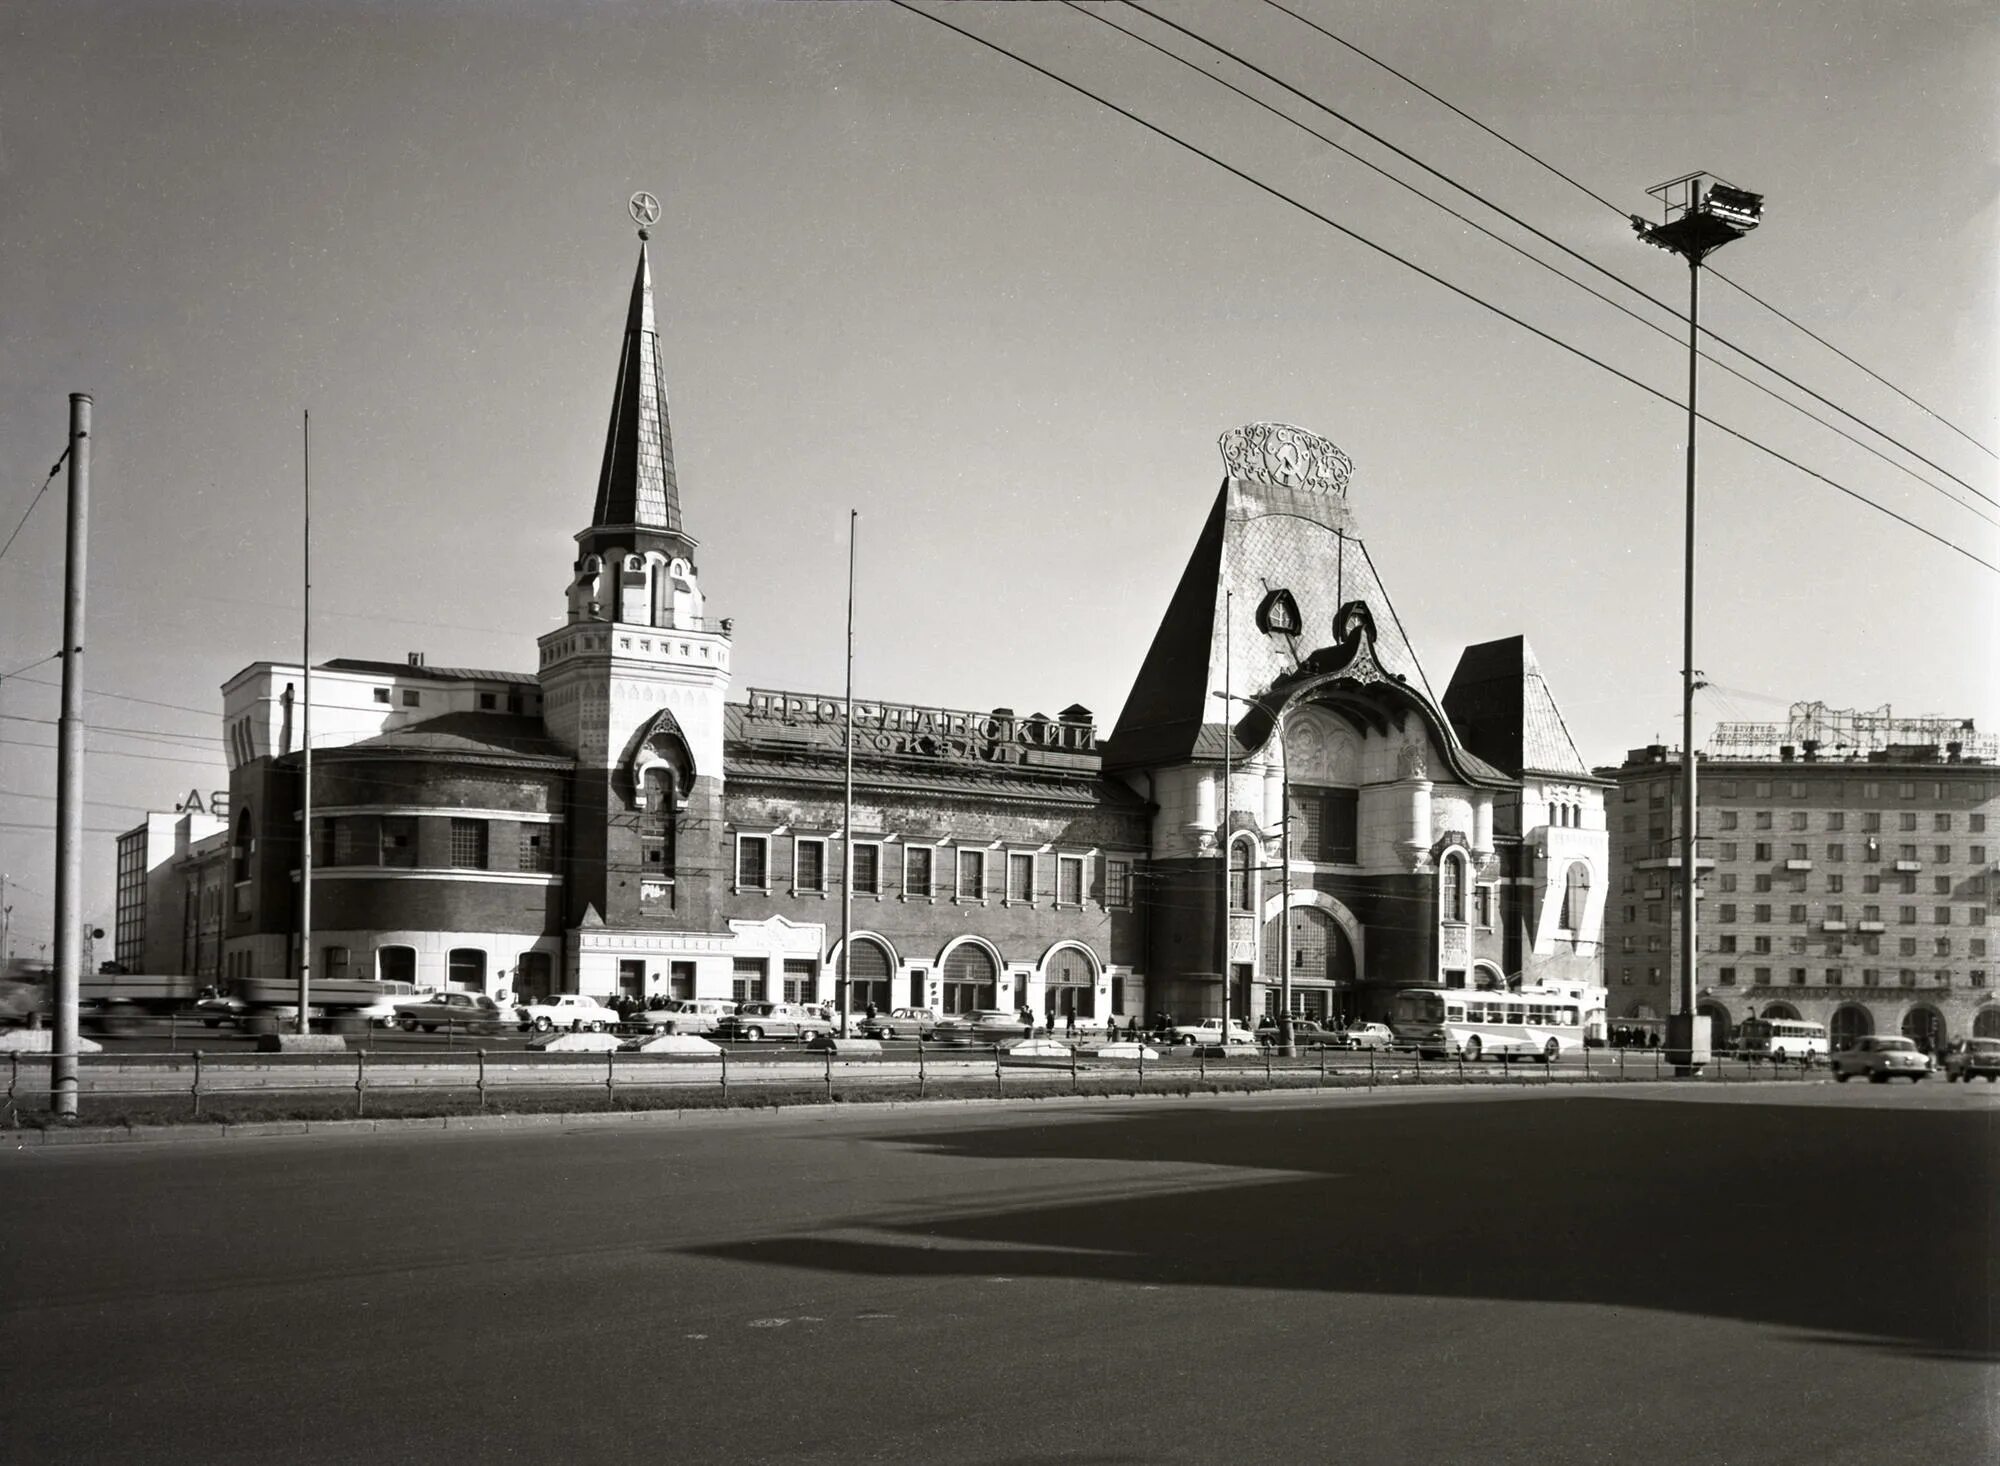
[189,233,1608,1029]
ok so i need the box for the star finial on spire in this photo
[629,190,661,242]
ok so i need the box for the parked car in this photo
[1165,1017,1259,1048]
[1263,1018,1341,1047]
[515,993,620,1033]
[859,1006,936,1041]
[1940,1037,2000,1083]
[629,997,737,1035]
[713,1001,835,1043]
[393,991,513,1034]
[1830,1034,1933,1083]
[933,1009,1030,1045]
[1332,1021,1396,1051]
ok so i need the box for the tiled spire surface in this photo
[591,242,682,534]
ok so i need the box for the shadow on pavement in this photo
[687,1094,1997,1360]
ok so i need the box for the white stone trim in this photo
[313,806,562,823]
[312,867,560,886]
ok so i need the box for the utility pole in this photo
[52,393,91,1119]
[1633,174,1763,1074]
[1217,588,1233,1028]
[297,410,313,1034]
[838,510,857,1038]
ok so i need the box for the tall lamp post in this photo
[1632,173,1763,1072]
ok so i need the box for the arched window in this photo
[1830,1003,1874,1050]
[1044,945,1097,1019]
[1974,1008,2000,1039]
[845,936,893,1012]
[1228,835,1256,912]
[941,942,999,1014]
[1560,863,1590,931]
[378,946,416,984]
[232,807,254,884]
[1440,853,1466,923]
[1900,1005,1946,1054]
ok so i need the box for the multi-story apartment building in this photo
[1602,736,2000,1050]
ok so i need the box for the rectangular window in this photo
[1791,968,1807,985]
[1474,885,1494,927]
[1975,845,1989,862]
[1899,844,1918,862]
[1718,842,1738,861]
[1754,967,1772,985]
[1789,812,1808,831]
[1936,906,1952,925]
[795,838,826,894]
[736,834,769,890]
[956,848,987,901]
[1789,904,1807,923]
[1753,935,1772,954]
[1826,967,1843,986]
[402,690,420,708]
[1754,812,1772,831]
[1754,781,1773,798]
[321,945,350,983]
[1936,813,1953,831]
[1935,937,1952,956]
[380,815,416,868]
[478,692,497,711]
[1105,859,1132,909]
[1717,934,1736,953]
[1718,903,1737,923]
[1754,874,1772,893]
[1899,937,1917,956]
[1936,845,1952,864]
[518,827,554,873]
[1719,811,1739,830]
[1718,874,1738,892]
[1058,854,1085,906]
[731,957,768,1004]
[449,818,488,870]
[372,687,390,704]
[1864,904,1882,921]
[1754,843,1773,862]
[1900,906,1917,925]
[1827,843,1844,863]
[905,846,933,898]
[1899,782,1916,799]
[782,959,817,1005]
[1864,812,1882,832]
[1826,812,1845,832]
[1790,843,1808,861]
[1864,874,1881,893]
[1972,814,1987,833]
[852,842,881,897]
[1754,904,1771,923]
[669,961,695,1000]
[1826,875,1844,893]
[1008,852,1035,903]
[1718,967,1736,986]
[1716,780,1737,797]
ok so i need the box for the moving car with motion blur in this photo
[712,1001,835,1043]
[392,990,513,1034]
[932,1009,1030,1045]
[1829,1034,1932,1083]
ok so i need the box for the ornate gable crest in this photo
[628,708,695,810]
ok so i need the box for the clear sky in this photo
[2,0,1994,953]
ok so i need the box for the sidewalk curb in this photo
[3,1075,1708,1150]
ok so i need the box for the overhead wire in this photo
[1253,0,1997,462]
[1116,0,1995,509]
[1064,0,1995,530]
[886,1,1998,575]
[0,447,71,565]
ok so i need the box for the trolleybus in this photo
[1388,987,1584,1061]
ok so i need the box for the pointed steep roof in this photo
[1442,636,1593,779]
[591,241,683,535]
[1107,424,1458,773]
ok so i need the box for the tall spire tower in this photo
[539,194,733,983]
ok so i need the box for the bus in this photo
[1733,1016,1828,1065]
[1389,988,1583,1062]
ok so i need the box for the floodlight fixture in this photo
[1632,171,1765,263]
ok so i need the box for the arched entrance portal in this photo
[1761,1002,1800,1020]
[1262,904,1358,1024]
[1042,944,1098,1022]
[1830,1003,1873,1052]
[1900,1004,1946,1055]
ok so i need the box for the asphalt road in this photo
[4,1084,1994,1465]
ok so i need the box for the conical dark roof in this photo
[591,242,683,534]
